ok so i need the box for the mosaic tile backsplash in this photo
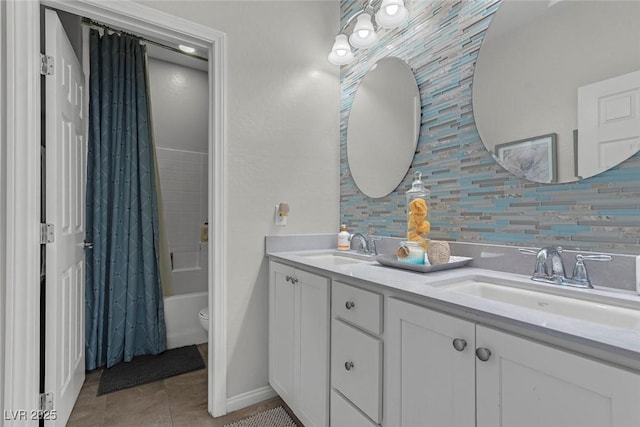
[339,0,640,255]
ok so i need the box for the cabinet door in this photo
[386,298,475,427]
[297,269,330,427]
[269,262,297,404]
[476,326,640,427]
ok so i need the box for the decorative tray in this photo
[374,254,473,273]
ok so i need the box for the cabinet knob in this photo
[345,301,356,310]
[344,361,354,371]
[475,347,492,362]
[285,275,298,284]
[452,338,467,352]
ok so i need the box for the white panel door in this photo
[385,298,476,427]
[476,326,640,427]
[578,70,640,178]
[44,9,86,426]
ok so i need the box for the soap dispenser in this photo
[406,171,430,249]
[337,224,350,251]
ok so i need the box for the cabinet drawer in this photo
[331,390,377,427]
[332,281,382,335]
[331,319,382,423]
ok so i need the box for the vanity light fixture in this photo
[328,0,409,65]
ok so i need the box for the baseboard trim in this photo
[226,385,277,413]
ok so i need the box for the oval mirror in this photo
[473,0,640,184]
[347,57,420,198]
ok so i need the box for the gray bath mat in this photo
[223,406,297,427]
[97,344,205,395]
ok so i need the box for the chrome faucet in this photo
[536,246,567,280]
[519,246,612,288]
[349,233,382,255]
[349,233,369,253]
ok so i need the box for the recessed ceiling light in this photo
[178,44,196,54]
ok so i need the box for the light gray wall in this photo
[147,57,208,153]
[137,1,340,398]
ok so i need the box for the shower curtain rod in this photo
[81,18,208,62]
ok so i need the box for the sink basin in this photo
[442,277,640,330]
[301,252,372,265]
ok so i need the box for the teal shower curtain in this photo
[85,29,167,370]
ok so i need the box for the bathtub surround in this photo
[155,148,209,293]
[339,0,640,254]
[149,57,209,297]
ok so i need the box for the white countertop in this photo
[267,249,640,372]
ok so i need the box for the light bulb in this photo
[349,13,378,49]
[375,0,409,28]
[385,4,399,15]
[328,34,354,65]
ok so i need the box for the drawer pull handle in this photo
[292,277,298,284]
[475,347,492,362]
[452,338,467,352]
[344,361,354,371]
[345,301,356,310]
[285,275,292,282]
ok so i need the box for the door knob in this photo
[344,361,354,371]
[452,338,467,352]
[345,301,355,310]
[475,347,492,362]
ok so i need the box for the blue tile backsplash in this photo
[339,0,640,254]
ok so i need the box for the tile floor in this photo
[68,344,302,426]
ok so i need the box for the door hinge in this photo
[40,54,54,76]
[40,223,54,244]
[40,392,54,412]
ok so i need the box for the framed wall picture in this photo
[495,133,557,183]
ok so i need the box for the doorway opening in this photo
[34,0,227,422]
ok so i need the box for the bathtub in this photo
[164,290,208,349]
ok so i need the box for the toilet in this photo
[198,307,209,331]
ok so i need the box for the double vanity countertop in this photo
[267,248,640,372]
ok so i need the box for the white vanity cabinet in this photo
[331,281,383,426]
[386,298,640,427]
[268,261,330,427]
[385,298,476,427]
[476,325,640,427]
